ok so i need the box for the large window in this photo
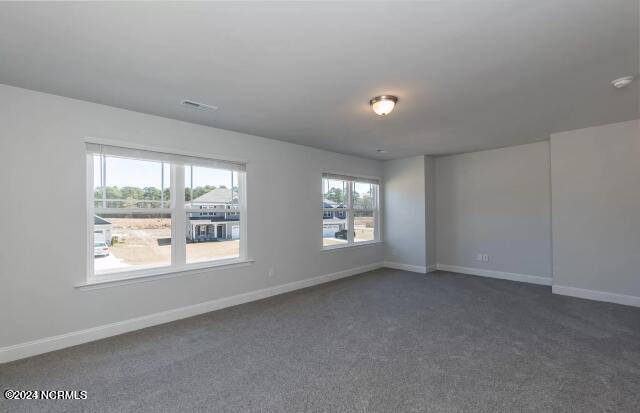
[322,173,379,248]
[87,143,246,280]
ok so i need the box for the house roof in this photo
[190,188,237,204]
[94,215,111,226]
[189,216,240,223]
[323,199,346,209]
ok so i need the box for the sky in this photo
[94,155,235,190]
[323,178,374,197]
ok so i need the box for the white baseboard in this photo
[384,261,430,274]
[0,262,383,364]
[552,285,640,307]
[436,264,552,286]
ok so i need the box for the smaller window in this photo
[322,173,380,248]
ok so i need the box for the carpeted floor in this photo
[2,269,640,412]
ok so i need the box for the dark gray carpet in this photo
[2,269,640,412]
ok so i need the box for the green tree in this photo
[143,187,161,200]
[326,187,345,204]
[120,186,144,207]
[105,186,123,200]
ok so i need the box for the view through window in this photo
[322,173,379,248]
[89,143,245,278]
[185,166,240,264]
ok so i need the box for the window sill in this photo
[77,258,254,290]
[322,240,384,252]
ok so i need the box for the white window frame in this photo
[85,140,249,285]
[321,173,381,250]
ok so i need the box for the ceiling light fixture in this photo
[376,149,388,154]
[370,95,398,116]
[611,76,635,89]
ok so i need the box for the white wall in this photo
[551,120,640,304]
[435,142,552,283]
[425,156,436,269]
[0,85,383,356]
[383,156,427,270]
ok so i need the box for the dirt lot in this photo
[323,228,374,246]
[354,227,374,241]
[355,216,374,241]
[186,241,239,263]
[102,218,239,270]
[99,217,372,271]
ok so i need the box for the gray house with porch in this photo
[186,188,240,242]
[322,199,347,237]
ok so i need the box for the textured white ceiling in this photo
[0,1,638,159]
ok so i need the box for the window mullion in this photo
[239,172,247,260]
[161,162,164,207]
[87,153,95,279]
[347,181,354,244]
[101,154,106,208]
[375,184,380,241]
[172,164,186,267]
[189,165,193,202]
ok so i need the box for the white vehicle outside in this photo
[94,241,110,257]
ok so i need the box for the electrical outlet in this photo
[268,268,275,277]
[476,253,483,261]
[482,254,489,262]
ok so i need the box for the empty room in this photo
[1,1,639,411]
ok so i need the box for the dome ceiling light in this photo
[370,95,398,116]
[611,76,635,89]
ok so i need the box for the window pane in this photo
[95,155,170,208]
[186,213,240,263]
[354,210,375,242]
[93,213,171,274]
[185,165,241,263]
[322,178,348,207]
[352,182,377,210]
[185,165,238,204]
[323,210,349,247]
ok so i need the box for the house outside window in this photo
[87,142,247,281]
[322,173,380,249]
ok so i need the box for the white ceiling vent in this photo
[180,100,218,112]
